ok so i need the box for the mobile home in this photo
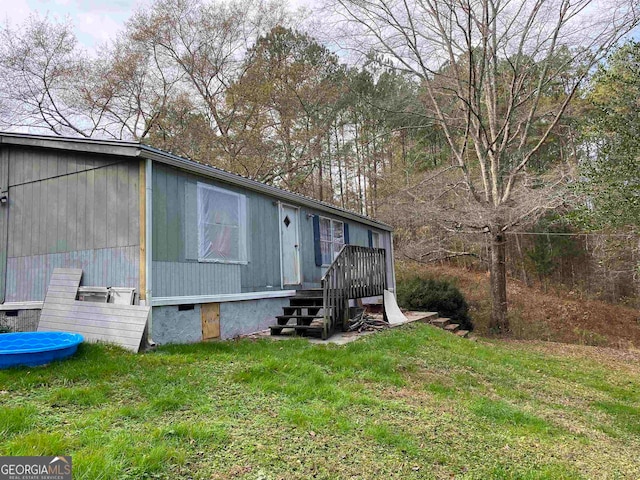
[0,132,395,343]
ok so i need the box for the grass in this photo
[1,325,639,479]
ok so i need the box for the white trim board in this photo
[0,290,300,309]
[0,301,44,310]
[280,203,301,286]
[152,290,297,306]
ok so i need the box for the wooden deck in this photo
[270,246,387,340]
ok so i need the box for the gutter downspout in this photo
[145,158,154,342]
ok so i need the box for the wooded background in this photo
[1,0,638,327]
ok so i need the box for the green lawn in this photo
[1,324,639,479]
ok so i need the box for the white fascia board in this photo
[0,301,44,310]
[151,290,297,306]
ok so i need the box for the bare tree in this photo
[0,0,288,144]
[126,0,288,156]
[0,14,176,140]
[327,0,639,331]
[86,35,182,140]
[0,15,104,136]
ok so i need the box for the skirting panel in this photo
[151,304,202,345]
[150,297,289,344]
[220,297,290,340]
[5,246,140,302]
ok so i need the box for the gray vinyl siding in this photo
[351,225,394,290]
[0,134,395,308]
[348,222,370,247]
[8,146,124,189]
[299,207,320,287]
[241,194,281,292]
[8,153,139,256]
[152,163,395,298]
[152,262,240,297]
[297,208,371,287]
[298,209,394,290]
[5,247,139,302]
[0,148,8,302]
[3,146,140,302]
[382,231,394,291]
[152,164,281,297]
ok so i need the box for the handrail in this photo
[321,245,387,339]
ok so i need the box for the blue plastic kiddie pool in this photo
[0,332,84,369]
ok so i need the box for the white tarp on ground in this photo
[384,289,408,326]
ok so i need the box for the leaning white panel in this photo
[38,268,150,353]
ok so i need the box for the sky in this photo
[2,0,314,52]
[2,0,637,54]
[2,0,149,50]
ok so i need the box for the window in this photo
[371,231,380,248]
[319,217,344,265]
[197,183,247,263]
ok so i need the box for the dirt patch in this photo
[398,261,640,349]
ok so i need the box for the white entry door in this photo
[280,204,301,285]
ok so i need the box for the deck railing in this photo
[321,245,387,339]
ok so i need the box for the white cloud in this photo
[2,0,35,25]
[1,0,146,51]
[76,12,124,46]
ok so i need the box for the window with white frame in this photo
[197,183,247,263]
[319,217,344,265]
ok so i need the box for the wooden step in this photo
[285,304,325,309]
[294,289,323,297]
[283,305,323,314]
[289,297,323,305]
[455,330,470,338]
[277,314,324,320]
[269,324,323,336]
[443,323,460,333]
[270,324,322,330]
[431,317,451,328]
[276,315,324,326]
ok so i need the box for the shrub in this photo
[396,276,473,331]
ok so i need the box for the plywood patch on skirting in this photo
[201,303,220,340]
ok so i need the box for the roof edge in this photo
[0,131,392,231]
[140,145,392,231]
[0,131,140,157]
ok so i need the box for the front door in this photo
[280,204,301,285]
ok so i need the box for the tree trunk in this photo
[318,137,323,202]
[489,228,509,333]
[336,123,345,208]
[327,133,333,201]
[514,233,529,286]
